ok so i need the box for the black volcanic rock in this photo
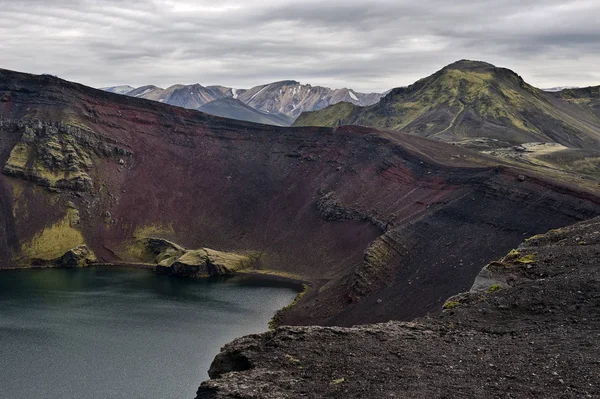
[197,217,600,398]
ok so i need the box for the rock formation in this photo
[197,218,600,398]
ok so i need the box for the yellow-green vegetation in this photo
[133,236,256,276]
[5,142,31,170]
[504,249,521,262]
[134,224,175,240]
[237,268,305,281]
[442,300,461,310]
[123,224,176,260]
[516,253,536,264]
[19,208,86,261]
[10,179,25,200]
[363,237,393,269]
[64,119,93,132]
[4,132,94,190]
[291,60,591,144]
[203,248,253,271]
[487,284,502,293]
[348,235,397,301]
[524,234,544,242]
[156,246,185,266]
[168,247,252,275]
[10,180,27,218]
[32,159,63,185]
[330,378,345,385]
[566,156,600,179]
[269,284,309,329]
[293,102,357,127]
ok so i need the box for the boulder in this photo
[32,245,97,268]
[157,248,253,278]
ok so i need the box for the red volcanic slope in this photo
[0,68,599,326]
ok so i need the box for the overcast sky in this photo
[1,0,599,92]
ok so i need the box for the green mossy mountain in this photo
[556,85,600,119]
[294,60,600,149]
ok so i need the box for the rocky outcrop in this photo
[157,248,255,278]
[31,245,97,268]
[140,237,186,265]
[316,191,387,231]
[1,119,131,192]
[197,218,600,398]
[348,230,407,301]
[141,238,255,277]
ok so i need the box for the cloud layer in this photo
[1,0,599,92]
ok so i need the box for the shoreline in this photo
[0,262,311,327]
[0,263,310,286]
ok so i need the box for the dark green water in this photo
[0,267,299,399]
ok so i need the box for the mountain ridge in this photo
[101,80,384,123]
[198,97,294,126]
[293,59,600,151]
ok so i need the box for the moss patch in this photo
[269,284,309,329]
[487,284,502,293]
[123,224,176,260]
[516,253,536,264]
[19,208,86,261]
[293,102,357,127]
[443,300,461,310]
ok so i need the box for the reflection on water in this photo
[0,267,299,399]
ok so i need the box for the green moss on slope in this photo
[292,60,600,148]
[19,208,86,261]
[293,102,357,127]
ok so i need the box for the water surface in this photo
[0,267,299,399]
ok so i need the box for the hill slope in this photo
[294,60,600,150]
[556,85,600,119]
[1,68,599,328]
[198,217,600,398]
[198,97,293,126]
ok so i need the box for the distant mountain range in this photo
[542,86,579,92]
[101,81,383,126]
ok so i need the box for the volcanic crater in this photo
[1,68,600,331]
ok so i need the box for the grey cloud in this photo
[0,0,598,92]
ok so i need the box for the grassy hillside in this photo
[292,101,356,127]
[557,86,600,119]
[294,60,600,150]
